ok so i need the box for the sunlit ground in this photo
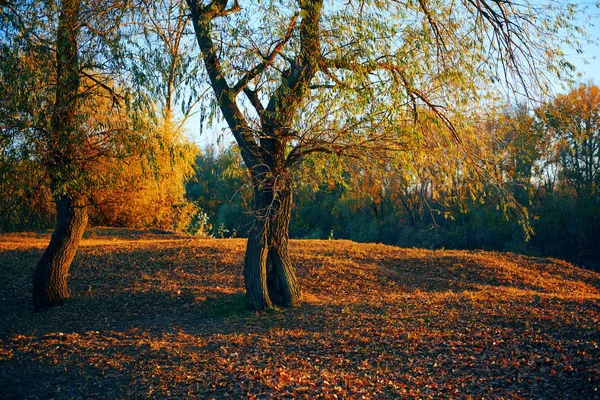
[1,228,599,398]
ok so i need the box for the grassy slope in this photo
[1,228,599,399]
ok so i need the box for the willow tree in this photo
[184,0,586,310]
[83,0,202,232]
[0,0,159,310]
[131,0,202,129]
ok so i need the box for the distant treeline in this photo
[3,84,599,270]
[186,84,600,270]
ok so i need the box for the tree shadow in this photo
[2,238,599,399]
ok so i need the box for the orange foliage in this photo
[89,124,198,231]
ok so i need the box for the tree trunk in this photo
[31,0,84,312]
[32,194,88,311]
[244,173,301,310]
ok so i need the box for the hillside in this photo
[1,228,599,398]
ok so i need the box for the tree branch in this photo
[233,14,298,95]
[186,0,261,167]
[243,87,266,122]
[80,70,124,107]
[417,0,447,55]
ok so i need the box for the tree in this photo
[490,104,542,207]
[186,146,252,236]
[537,83,600,263]
[184,0,589,310]
[543,84,600,199]
[85,102,198,233]
[0,142,54,232]
[131,0,202,129]
[31,0,88,310]
[1,0,155,310]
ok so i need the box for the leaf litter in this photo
[0,228,599,398]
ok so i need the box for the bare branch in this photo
[80,70,124,107]
[243,87,266,121]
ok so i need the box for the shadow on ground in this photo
[1,234,599,398]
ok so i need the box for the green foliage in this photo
[0,155,54,231]
[1,1,138,193]
[185,146,252,237]
[129,0,202,124]
[0,0,203,234]
[2,0,597,270]
[185,0,591,262]
[185,84,600,269]
[184,202,212,236]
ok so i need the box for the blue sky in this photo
[570,1,600,84]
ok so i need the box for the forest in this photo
[188,86,600,271]
[4,83,600,271]
[1,0,600,311]
[1,0,600,397]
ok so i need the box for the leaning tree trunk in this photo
[32,194,88,310]
[32,0,84,311]
[244,172,301,310]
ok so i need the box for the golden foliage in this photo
[89,118,199,232]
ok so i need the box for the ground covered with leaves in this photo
[1,228,599,399]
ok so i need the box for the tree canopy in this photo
[0,0,199,309]
[185,0,590,310]
[0,0,595,310]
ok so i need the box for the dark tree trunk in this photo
[32,0,85,311]
[244,172,301,310]
[32,194,88,310]
[186,0,322,311]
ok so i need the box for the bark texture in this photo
[244,173,301,310]
[187,0,322,310]
[32,195,88,311]
[32,0,85,311]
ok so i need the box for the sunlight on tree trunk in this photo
[244,174,300,310]
[185,0,588,310]
[3,0,200,308]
